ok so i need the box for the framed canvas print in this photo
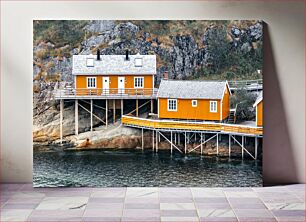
[33,20,263,187]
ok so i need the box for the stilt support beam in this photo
[60,99,63,144]
[113,99,116,124]
[75,99,78,136]
[141,128,144,150]
[106,100,108,128]
[136,99,139,117]
[90,99,93,132]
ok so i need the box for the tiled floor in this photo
[0,184,305,222]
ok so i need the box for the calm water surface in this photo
[33,148,262,187]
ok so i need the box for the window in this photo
[86,58,94,67]
[168,99,177,111]
[210,101,217,113]
[135,58,143,67]
[192,100,197,107]
[87,77,96,88]
[134,77,144,88]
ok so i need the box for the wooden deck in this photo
[122,115,263,136]
[54,88,158,100]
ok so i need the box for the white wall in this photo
[1,1,305,184]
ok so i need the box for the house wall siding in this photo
[257,101,263,126]
[222,86,230,120]
[158,98,221,121]
[75,75,154,94]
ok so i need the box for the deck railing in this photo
[54,88,158,99]
[122,115,263,136]
[228,79,263,91]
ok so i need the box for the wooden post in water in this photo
[75,99,78,135]
[151,99,153,113]
[60,99,63,144]
[216,133,219,155]
[113,99,116,123]
[170,131,173,154]
[185,131,187,154]
[136,99,139,117]
[178,133,180,145]
[152,130,154,151]
[90,99,93,131]
[242,135,244,159]
[121,99,124,117]
[200,132,203,155]
[229,134,231,157]
[156,130,158,152]
[105,99,108,128]
[141,128,144,150]
[255,137,258,160]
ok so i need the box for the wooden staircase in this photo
[228,104,238,124]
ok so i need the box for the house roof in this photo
[72,54,156,75]
[157,79,229,100]
[253,91,263,107]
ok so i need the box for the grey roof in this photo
[72,54,156,75]
[253,91,263,107]
[157,80,228,99]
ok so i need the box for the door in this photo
[118,77,125,94]
[102,77,110,94]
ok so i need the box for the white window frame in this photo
[86,58,94,67]
[168,99,177,112]
[192,100,197,107]
[210,101,217,113]
[134,77,144,88]
[86,77,97,89]
[135,58,143,67]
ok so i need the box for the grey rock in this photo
[84,20,116,34]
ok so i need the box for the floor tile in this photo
[234,209,274,218]
[2,203,39,209]
[198,209,235,217]
[122,209,160,217]
[196,202,231,209]
[89,197,125,203]
[125,203,160,209]
[36,196,88,210]
[91,188,126,198]
[162,216,199,222]
[225,191,258,198]
[161,210,198,217]
[160,203,196,210]
[194,197,228,203]
[160,197,194,203]
[83,209,123,217]
[125,197,159,203]
[83,217,121,222]
[126,188,158,199]
[86,202,123,209]
[122,217,161,222]
[265,202,305,210]
[191,188,225,197]
[28,209,84,218]
[0,209,32,221]
[200,217,238,222]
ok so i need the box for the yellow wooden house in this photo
[72,50,156,96]
[253,92,263,127]
[156,80,231,121]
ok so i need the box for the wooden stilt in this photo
[255,137,258,159]
[105,99,108,128]
[195,133,197,142]
[178,133,180,145]
[90,99,93,131]
[229,134,231,157]
[136,99,139,117]
[113,99,116,123]
[200,132,203,155]
[151,99,153,113]
[156,130,158,152]
[141,128,144,150]
[242,136,244,159]
[174,133,177,144]
[217,133,219,155]
[185,131,187,154]
[60,99,63,144]
[170,131,173,154]
[75,99,78,135]
[152,130,154,151]
[121,99,123,117]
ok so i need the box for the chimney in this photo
[163,71,169,80]
[97,49,101,60]
[125,50,129,61]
